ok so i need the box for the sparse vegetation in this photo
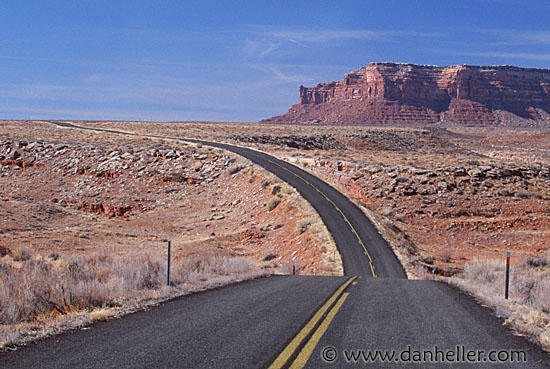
[170,171,187,182]
[267,197,281,211]
[0,249,260,349]
[459,254,550,313]
[451,253,550,350]
[271,185,281,195]
[296,218,313,234]
[228,164,244,175]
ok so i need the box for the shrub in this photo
[170,172,187,183]
[462,258,504,283]
[0,250,255,325]
[271,185,281,195]
[526,254,549,269]
[295,218,312,234]
[228,164,244,175]
[460,257,550,313]
[267,197,281,211]
[263,254,278,261]
[11,247,31,262]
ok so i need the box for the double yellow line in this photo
[268,277,356,369]
[257,154,376,278]
[51,122,370,368]
[51,121,376,277]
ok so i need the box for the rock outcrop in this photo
[264,62,550,126]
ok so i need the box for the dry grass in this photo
[270,151,550,349]
[0,248,263,350]
[295,217,314,234]
[267,197,281,211]
[450,253,550,350]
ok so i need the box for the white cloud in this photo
[463,51,550,62]
[260,43,281,56]
[269,29,446,44]
[464,28,550,46]
[247,64,316,83]
[426,47,550,63]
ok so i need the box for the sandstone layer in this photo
[264,62,550,126]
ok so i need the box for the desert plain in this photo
[1,119,549,349]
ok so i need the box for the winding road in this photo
[1,121,549,368]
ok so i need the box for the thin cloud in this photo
[427,48,550,63]
[464,28,550,46]
[463,51,550,62]
[269,29,446,44]
[260,43,281,56]
[248,64,315,83]
[271,63,357,71]
[0,55,36,61]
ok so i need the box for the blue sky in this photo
[1,0,550,122]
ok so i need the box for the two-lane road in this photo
[1,121,548,368]
[49,121,405,278]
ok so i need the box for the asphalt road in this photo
[196,141,406,278]
[50,121,406,278]
[0,276,347,369]
[306,279,550,368]
[2,121,547,368]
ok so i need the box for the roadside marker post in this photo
[432,269,435,281]
[167,240,171,287]
[505,252,510,299]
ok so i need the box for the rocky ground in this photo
[272,128,550,277]
[82,120,550,278]
[0,120,341,277]
[4,119,547,351]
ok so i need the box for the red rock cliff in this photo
[264,62,550,126]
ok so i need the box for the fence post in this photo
[505,251,510,299]
[167,240,171,287]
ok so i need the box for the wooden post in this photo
[167,240,171,286]
[505,252,510,299]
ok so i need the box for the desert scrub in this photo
[296,217,313,234]
[451,253,550,350]
[169,171,187,183]
[459,255,550,313]
[228,164,244,175]
[267,197,281,211]
[0,250,256,326]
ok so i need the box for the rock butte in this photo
[263,62,550,126]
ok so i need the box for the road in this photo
[0,276,349,368]
[1,121,549,368]
[49,121,405,278]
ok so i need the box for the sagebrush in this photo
[0,250,254,325]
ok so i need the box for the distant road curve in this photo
[49,120,406,278]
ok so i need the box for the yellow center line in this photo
[257,154,376,278]
[50,121,377,277]
[268,277,355,369]
[289,292,351,369]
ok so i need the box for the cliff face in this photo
[264,63,550,126]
